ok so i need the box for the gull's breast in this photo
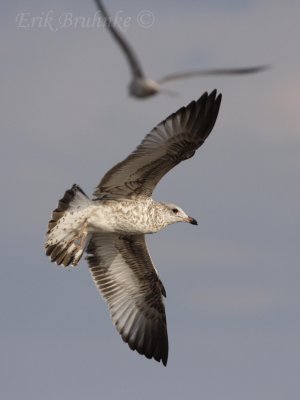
[86,201,157,235]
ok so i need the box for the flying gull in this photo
[94,0,268,98]
[45,90,222,365]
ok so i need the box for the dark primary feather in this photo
[87,233,168,366]
[94,90,222,199]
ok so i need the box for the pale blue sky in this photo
[1,1,300,399]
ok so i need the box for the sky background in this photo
[1,1,300,399]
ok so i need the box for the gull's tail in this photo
[45,184,92,267]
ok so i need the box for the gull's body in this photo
[45,90,222,365]
[94,0,268,98]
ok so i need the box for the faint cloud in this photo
[272,79,300,137]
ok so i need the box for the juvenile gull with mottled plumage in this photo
[45,90,222,366]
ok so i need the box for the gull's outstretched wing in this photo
[94,0,145,79]
[157,65,269,84]
[87,233,168,366]
[94,90,222,199]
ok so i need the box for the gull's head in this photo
[129,78,161,98]
[162,202,198,226]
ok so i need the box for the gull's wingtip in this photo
[199,89,222,105]
[242,64,271,73]
[214,90,222,104]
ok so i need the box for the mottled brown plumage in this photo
[45,91,222,366]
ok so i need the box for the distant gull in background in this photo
[45,90,222,365]
[94,0,268,98]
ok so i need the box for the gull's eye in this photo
[172,208,179,214]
